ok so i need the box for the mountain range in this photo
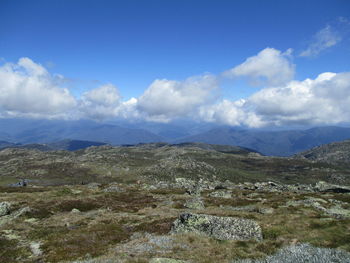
[0,118,349,156]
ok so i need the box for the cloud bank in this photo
[201,72,350,127]
[0,58,76,118]
[1,50,349,127]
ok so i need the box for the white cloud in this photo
[1,56,350,128]
[300,25,342,57]
[79,84,122,120]
[223,48,295,87]
[137,74,219,121]
[0,57,76,118]
[200,72,350,127]
[198,99,264,128]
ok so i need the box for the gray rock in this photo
[232,243,350,263]
[314,181,350,193]
[0,202,11,216]
[30,241,42,257]
[171,213,262,241]
[86,182,101,189]
[286,197,350,219]
[184,197,205,209]
[209,190,232,198]
[71,208,81,213]
[103,184,124,193]
[149,258,188,263]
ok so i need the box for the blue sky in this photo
[0,0,350,127]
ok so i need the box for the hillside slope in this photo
[295,139,350,166]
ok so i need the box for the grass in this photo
[37,222,131,262]
[0,236,31,262]
[1,179,350,262]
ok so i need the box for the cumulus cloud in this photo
[137,74,219,122]
[223,48,295,87]
[2,55,350,128]
[79,84,122,120]
[198,99,264,128]
[0,58,76,118]
[199,72,350,127]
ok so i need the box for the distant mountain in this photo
[1,118,350,156]
[112,120,217,140]
[0,140,19,149]
[0,119,163,145]
[295,139,350,165]
[0,139,107,151]
[176,126,350,156]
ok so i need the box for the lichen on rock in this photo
[171,212,262,241]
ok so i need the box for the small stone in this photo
[24,218,37,223]
[71,208,81,213]
[258,207,274,214]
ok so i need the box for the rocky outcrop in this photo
[286,197,350,219]
[314,181,350,193]
[171,213,262,241]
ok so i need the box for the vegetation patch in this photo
[0,236,31,262]
[32,222,131,262]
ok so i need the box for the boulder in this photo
[0,202,11,216]
[171,213,262,241]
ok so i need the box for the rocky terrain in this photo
[0,142,350,262]
[295,139,350,167]
[1,142,350,187]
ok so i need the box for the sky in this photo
[0,0,350,128]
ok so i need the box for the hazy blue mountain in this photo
[110,120,218,140]
[2,139,107,151]
[1,118,350,156]
[0,119,163,145]
[176,126,350,156]
[0,140,19,149]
